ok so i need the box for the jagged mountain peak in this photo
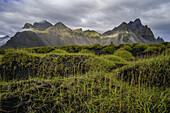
[33,20,53,31]
[128,18,142,30]
[128,19,142,25]
[117,22,128,31]
[134,18,142,24]
[156,36,164,43]
[54,22,68,28]
[22,20,52,31]
[23,23,33,29]
[34,20,50,24]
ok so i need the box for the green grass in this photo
[114,55,170,87]
[0,51,116,81]
[79,49,95,55]
[101,55,127,62]
[0,55,3,62]
[0,44,170,112]
[114,49,134,61]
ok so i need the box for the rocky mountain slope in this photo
[1,19,164,49]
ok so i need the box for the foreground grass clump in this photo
[0,43,170,113]
[39,54,116,77]
[144,46,159,55]
[1,73,169,113]
[0,52,41,81]
[0,51,116,81]
[133,43,149,56]
[114,55,170,87]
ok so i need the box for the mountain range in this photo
[0,19,164,49]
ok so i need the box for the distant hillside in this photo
[1,19,164,49]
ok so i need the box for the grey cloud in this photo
[0,0,169,41]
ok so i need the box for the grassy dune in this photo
[0,43,170,113]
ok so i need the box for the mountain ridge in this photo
[1,19,164,49]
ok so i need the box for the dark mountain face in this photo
[156,36,164,43]
[101,18,156,45]
[1,19,164,49]
[33,20,53,31]
[23,20,53,31]
[128,19,155,41]
[1,31,46,49]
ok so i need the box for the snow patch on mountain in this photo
[19,28,34,32]
[0,35,10,46]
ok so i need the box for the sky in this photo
[0,0,170,41]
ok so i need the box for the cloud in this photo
[0,0,170,41]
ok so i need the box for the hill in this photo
[0,43,169,112]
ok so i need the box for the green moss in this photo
[123,45,133,51]
[79,49,95,54]
[4,49,15,53]
[0,52,40,81]
[38,54,116,77]
[134,44,149,51]
[89,44,103,50]
[35,47,55,53]
[0,52,116,81]
[19,48,36,53]
[161,42,170,49]
[0,55,3,62]
[116,44,125,49]
[0,49,5,54]
[132,43,140,47]
[50,49,68,54]
[114,49,134,60]
[102,55,127,63]
[60,45,83,53]
[149,43,166,51]
[144,47,159,55]
[1,69,169,112]
[101,45,116,54]
[133,43,149,56]
[0,44,169,113]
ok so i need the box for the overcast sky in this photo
[0,0,170,41]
